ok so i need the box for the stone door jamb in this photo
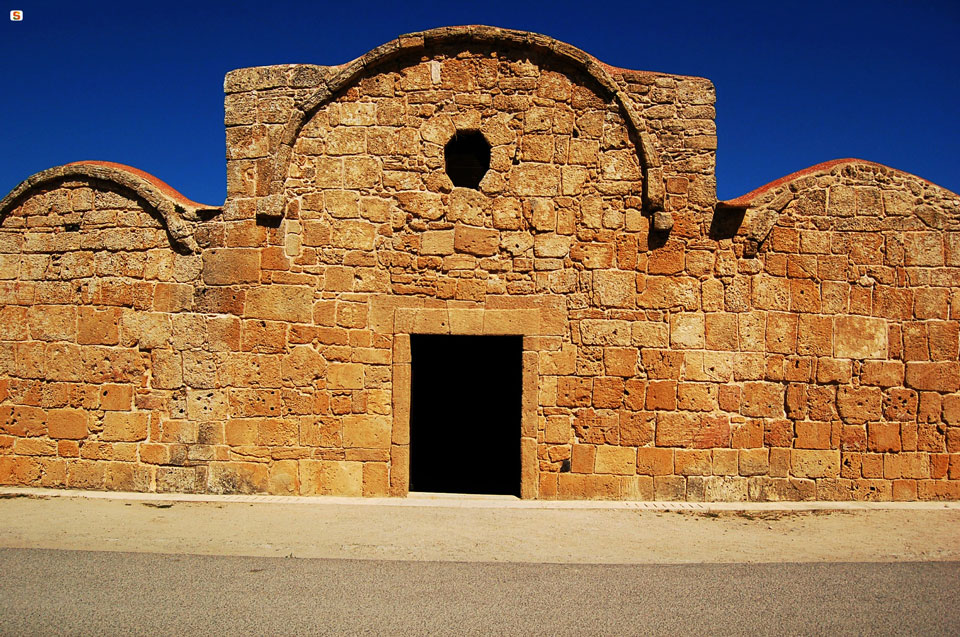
[390,307,540,499]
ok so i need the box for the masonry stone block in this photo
[327,363,364,390]
[46,409,89,440]
[421,230,455,255]
[906,362,960,393]
[245,286,313,323]
[837,386,882,424]
[28,305,76,342]
[740,382,784,418]
[300,460,363,496]
[202,248,260,285]
[332,220,377,250]
[834,316,888,359]
[656,413,730,448]
[208,462,269,495]
[580,320,631,346]
[454,225,499,256]
[791,449,840,478]
[595,445,636,475]
[534,234,572,259]
[151,350,183,389]
[102,412,149,442]
[588,270,633,309]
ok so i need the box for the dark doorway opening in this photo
[409,334,522,497]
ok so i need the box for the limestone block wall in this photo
[0,167,209,491]
[714,161,960,501]
[0,26,957,500]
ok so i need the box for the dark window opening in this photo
[409,334,522,497]
[444,130,491,189]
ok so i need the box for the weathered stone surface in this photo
[580,320,631,346]
[102,412,149,442]
[593,270,635,308]
[47,409,89,440]
[492,198,522,230]
[670,313,704,349]
[791,450,840,478]
[342,415,390,449]
[1,27,957,503]
[281,346,325,386]
[594,445,636,475]
[332,220,377,250]
[202,249,259,285]
[905,362,960,393]
[300,460,362,496]
[208,462,269,495]
[421,230,455,255]
[509,164,559,196]
[245,286,313,323]
[327,363,363,390]
[396,192,442,220]
[454,225,499,256]
[656,413,730,448]
[534,235,572,259]
[740,382,784,418]
[835,316,888,359]
[449,188,489,225]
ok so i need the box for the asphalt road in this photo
[1,548,957,636]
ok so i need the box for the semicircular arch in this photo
[262,26,665,218]
[0,161,220,253]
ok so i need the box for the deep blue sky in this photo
[2,0,957,205]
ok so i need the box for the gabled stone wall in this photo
[0,26,957,500]
[0,175,204,491]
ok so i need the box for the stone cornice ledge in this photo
[0,161,221,253]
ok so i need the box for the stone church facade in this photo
[1,26,958,500]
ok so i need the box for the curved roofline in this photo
[258,25,666,220]
[716,158,960,256]
[68,161,219,210]
[717,158,957,210]
[0,161,219,253]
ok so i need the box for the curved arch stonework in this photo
[0,161,219,253]
[259,26,669,225]
[2,26,959,502]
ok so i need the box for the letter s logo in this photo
[10,10,23,21]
